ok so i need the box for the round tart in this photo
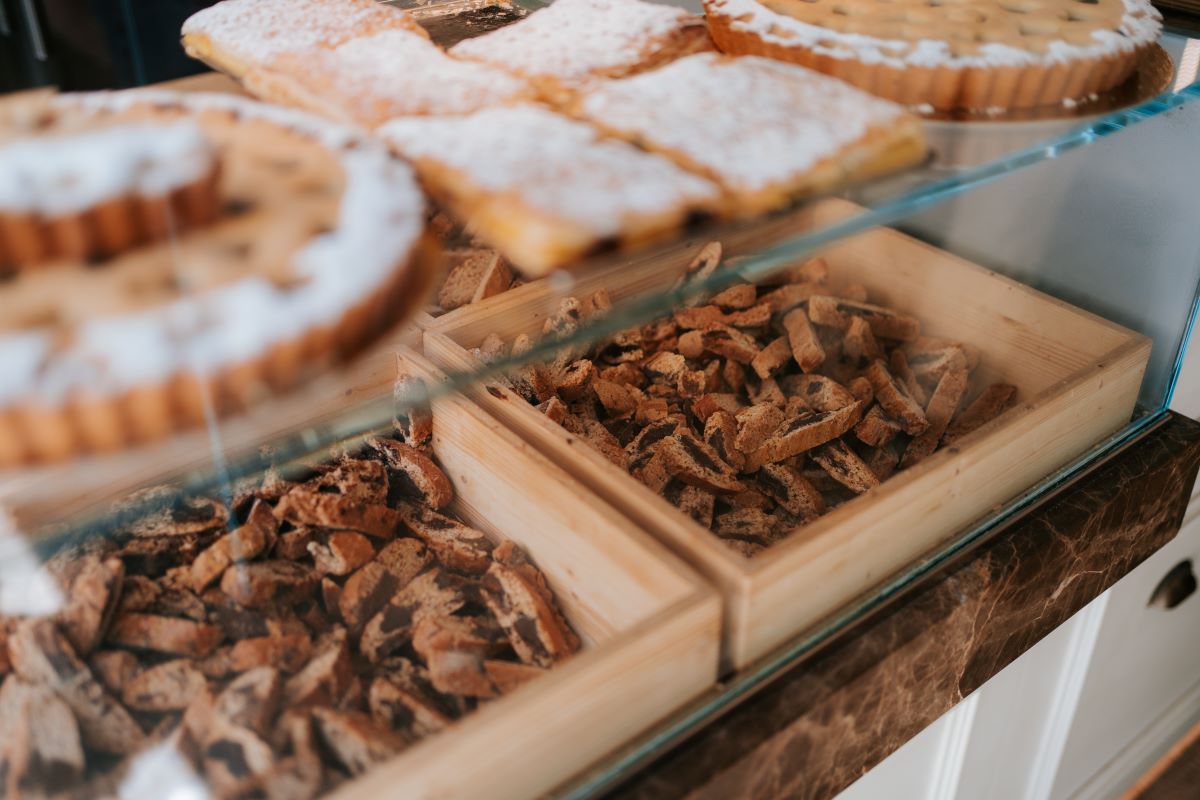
[0,90,434,466]
[702,0,1162,110]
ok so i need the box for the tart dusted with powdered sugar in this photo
[703,0,1161,110]
[0,91,435,466]
[449,0,713,100]
[243,28,536,128]
[567,53,926,215]
[379,105,722,276]
[181,0,427,80]
[0,121,220,268]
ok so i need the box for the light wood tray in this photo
[424,198,1152,671]
[5,348,720,799]
[338,350,719,799]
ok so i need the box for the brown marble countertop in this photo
[595,411,1200,800]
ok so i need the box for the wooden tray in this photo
[334,350,719,799]
[424,198,1152,671]
[0,316,432,529]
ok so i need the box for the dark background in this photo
[2,0,214,91]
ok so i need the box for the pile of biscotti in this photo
[0,391,578,798]
[477,244,1016,556]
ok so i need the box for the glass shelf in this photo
[11,30,1199,549]
[9,29,1200,556]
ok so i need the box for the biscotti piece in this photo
[0,675,86,791]
[569,53,925,215]
[181,0,425,79]
[379,105,721,275]
[811,440,880,494]
[744,402,863,470]
[809,296,921,341]
[864,360,929,436]
[482,563,581,668]
[782,307,825,372]
[450,0,712,100]
[901,365,970,468]
[9,619,145,755]
[436,249,514,313]
[944,383,1018,444]
[248,28,534,128]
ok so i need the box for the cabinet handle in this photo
[1148,559,1197,610]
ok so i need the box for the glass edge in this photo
[1162,266,1200,409]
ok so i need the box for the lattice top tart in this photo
[703,0,1162,109]
[0,90,432,466]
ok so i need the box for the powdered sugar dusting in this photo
[275,28,531,123]
[0,121,215,215]
[182,0,414,64]
[1,91,425,405]
[450,0,701,83]
[707,0,1161,69]
[577,54,910,194]
[380,104,719,238]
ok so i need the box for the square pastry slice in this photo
[449,0,712,99]
[379,105,722,275]
[182,0,426,79]
[245,28,535,127]
[567,54,927,215]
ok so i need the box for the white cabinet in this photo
[1052,514,1200,799]
[835,596,1109,800]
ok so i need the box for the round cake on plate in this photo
[702,0,1162,110]
[0,90,435,465]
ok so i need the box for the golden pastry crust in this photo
[180,0,426,83]
[0,160,220,273]
[703,0,1161,109]
[566,54,926,216]
[242,28,535,128]
[379,105,721,276]
[449,0,714,104]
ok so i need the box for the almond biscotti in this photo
[378,105,722,276]
[0,409,579,795]
[449,0,713,101]
[485,246,1017,556]
[567,53,926,215]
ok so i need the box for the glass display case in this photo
[2,1,1199,798]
